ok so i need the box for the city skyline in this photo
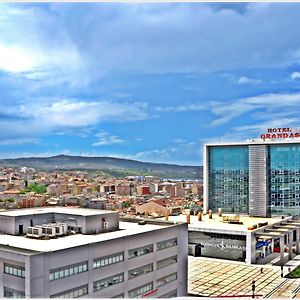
[1,3,300,165]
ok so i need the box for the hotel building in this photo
[204,136,300,217]
[0,207,187,298]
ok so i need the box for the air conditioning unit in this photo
[57,223,68,235]
[26,226,43,238]
[50,223,64,236]
[41,225,56,238]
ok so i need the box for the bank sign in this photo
[200,240,246,251]
[260,128,300,139]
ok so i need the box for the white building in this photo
[0,207,187,298]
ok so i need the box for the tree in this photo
[122,201,130,208]
[5,198,15,203]
[21,183,47,194]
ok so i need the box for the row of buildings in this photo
[3,133,300,298]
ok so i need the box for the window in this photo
[128,244,153,259]
[4,264,25,278]
[50,285,88,298]
[93,273,124,292]
[157,273,177,287]
[128,282,153,298]
[128,264,153,279]
[113,294,124,298]
[160,290,177,298]
[49,261,88,281]
[4,287,25,298]
[157,256,177,269]
[157,238,177,251]
[93,252,124,269]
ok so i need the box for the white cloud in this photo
[133,141,200,165]
[0,5,82,78]
[1,3,300,80]
[172,138,186,143]
[0,138,40,146]
[93,131,124,146]
[0,99,149,140]
[236,76,261,85]
[205,92,300,126]
[290,72,300,80]
[155,102,212,113]
[155,92,300,128]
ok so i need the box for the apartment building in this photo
[0,207,187,298]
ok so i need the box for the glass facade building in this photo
[269,144,300,216]
[208,146,249,213]
[205,141,300,217]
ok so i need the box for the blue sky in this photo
[1,3,300,165]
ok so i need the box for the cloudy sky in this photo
[1,2,300,165]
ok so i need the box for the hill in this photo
[0,155,202,180]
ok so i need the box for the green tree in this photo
[21,183,47,194]
[5,198,15,203]
[122,201,130,208]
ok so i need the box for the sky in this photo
[1,2,300,165]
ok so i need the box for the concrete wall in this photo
[0,216,15,235]
[14,213,54,235]
[0,211,119,236]
[0,250,27,298]
[85,213,119,234]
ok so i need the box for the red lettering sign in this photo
[140,289,158,298]
[260,128,300,140]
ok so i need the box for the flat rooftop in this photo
[0,220,175,254]
[205,139,300,147]
[0,207,114,217]
[161,213,283,234]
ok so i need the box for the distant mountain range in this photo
[0,155,202,180]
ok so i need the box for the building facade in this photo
[0,207,187,298]
[204,139,300,217]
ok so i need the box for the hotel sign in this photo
[260,128,300,140]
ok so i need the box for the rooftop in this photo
[205,139,300,147]
[0,219,177,254]
[161,213,283,234]
[0,207,113,217]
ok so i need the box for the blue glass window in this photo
[208,146,249,213]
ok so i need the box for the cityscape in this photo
[2,2,300,299]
